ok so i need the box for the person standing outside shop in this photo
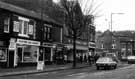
[80,55,83,63]
[84,54,87,63]
[64,55,67,64]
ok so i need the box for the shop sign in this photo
[17,39,40,46]
[9,38,16,50]
[89,42,95,48]
[76,40,87,45]
[43,43,53,47]
[37,61,44,71]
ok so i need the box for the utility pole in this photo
[37,0,45,71]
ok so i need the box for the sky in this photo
[53,0,135,32]
[94,0,135,32]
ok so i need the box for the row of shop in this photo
[0,1,96,68]
[0,38,95,67]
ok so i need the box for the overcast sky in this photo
[53,0,135,32]
[94,0,135,32]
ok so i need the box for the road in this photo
[0,63,131,79]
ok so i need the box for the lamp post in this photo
[37,0,45,71]
[110,13,124,53]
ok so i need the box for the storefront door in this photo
[17,47,23,63]
[8,50,14,67]
[44,47,51,64]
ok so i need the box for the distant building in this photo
[96,30,135,58]
[115,31,135,57]
[95,30,120,56]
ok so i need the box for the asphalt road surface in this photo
[0,64,130,79]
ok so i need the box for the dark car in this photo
[96,57,117,70]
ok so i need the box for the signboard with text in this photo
[17,39,40,46]
[37,61,44,71]
[89,42,95,48]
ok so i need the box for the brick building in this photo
[96,30,121,56]
[0,1,63,67]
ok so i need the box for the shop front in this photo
[42,43,66,65]
[88,42,96,56]
[8,38,40,67]
[0,40,9,67]
[66,44,88,63]
[42,42,55,65]
[53,44,66,64]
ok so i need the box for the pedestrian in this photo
[88,55,91,65]
[84,54,87,63]
[64,55,67,64]
[80,55,83,63]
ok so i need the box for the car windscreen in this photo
[97,57,113,62]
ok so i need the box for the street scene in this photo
[0,0,134,79]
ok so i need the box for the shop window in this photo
[0,48,7,62]
[17,46,38,63]
[4,17,10,33]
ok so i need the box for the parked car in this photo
[127,56,135,64]
[121,56,127,61]
[96,57,117,70]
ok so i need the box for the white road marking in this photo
[68,73,86,76]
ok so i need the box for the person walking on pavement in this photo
[88,55,91,65]
[84,54,87,63]
[64,55,67,64]
[80,55,83,63]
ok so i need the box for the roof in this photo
[0,1,63,26]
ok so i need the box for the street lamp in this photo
[110,13,124,53]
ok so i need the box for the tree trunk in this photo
[73,33,76,68]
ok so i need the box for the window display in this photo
[0,48,7,62]
[17,45,38,63]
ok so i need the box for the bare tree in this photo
[57,0,102,67]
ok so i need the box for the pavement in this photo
[0,62,129,77]
[0,63,90,77]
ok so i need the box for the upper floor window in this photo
[4,17,10,33]
[44,24,52,40]
[101,43,104,49]
[112,44,116,49]
[18,17,29,37]
[13,15,35,38]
